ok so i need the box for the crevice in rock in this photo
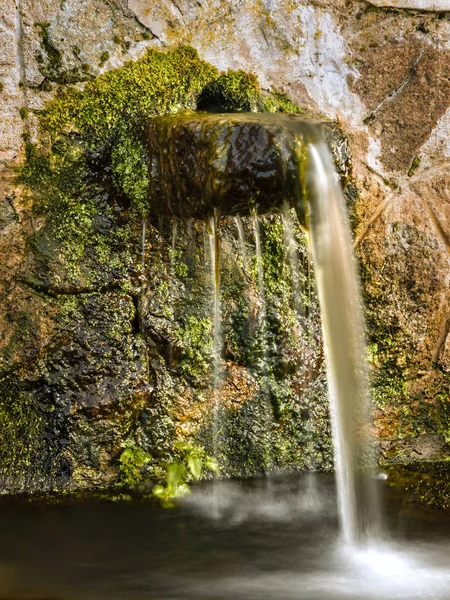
[410,160,450,186]
[170,0,187,23]
[354,195,393,248]
[354,166,396,248]
[14,0,30,138]
[18,278,124,298]
[130,294,141,335]
[367,0,450,13]
[102,0,161,41]
[432,313,450,364]
[363,48,425,125]
[415,193,450,255]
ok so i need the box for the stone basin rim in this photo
[146,111,349,225]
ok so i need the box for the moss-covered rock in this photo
[1,45,331,495]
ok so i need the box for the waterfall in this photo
[151,111,379,543]
[302,140,378,543]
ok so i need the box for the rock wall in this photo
[0,0,449,492]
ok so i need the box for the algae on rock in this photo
[2,45,330,494]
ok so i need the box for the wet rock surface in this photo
[0,0,449,493]
[147,112,348,223]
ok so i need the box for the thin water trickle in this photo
[302,140,379,543]
[170,219,178,271]
[251,214,271,383]
[234,215,249,271]
[282,200,304,318]
[252,215,266,323]
[208,210,222,479]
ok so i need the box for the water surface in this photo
[1,474,450,600]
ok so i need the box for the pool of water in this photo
[1,473,450,600]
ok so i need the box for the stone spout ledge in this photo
[147,112,348,224]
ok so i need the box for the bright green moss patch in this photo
[0,372,56,490]
[200,69,261,112]
[23,46,292,221]
[263,92,306,114]
[23,45,305,218]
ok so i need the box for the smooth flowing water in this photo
[251,214,271,381]
[252,215,266,322]
[303,140,378,542]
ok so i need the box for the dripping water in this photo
[252,215,267,324]
[250,214,275,471]
[282,200,304,319]
[233,215,248,271]
[251,214,269,381]
[139,218,147,334]
[208,210,222,472]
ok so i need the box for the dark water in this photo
[1,474,450,600]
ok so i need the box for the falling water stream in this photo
[302,140,379,543]
[233,215,249,271]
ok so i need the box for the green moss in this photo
[0,372,56,489]
[263,92,306,114]
[19,107,29,120]
[13,46,312,492]
[23,45,303,222]
[408,155,420,177]
[99,51,110,67]
[110,135,150,214]
[119,442,151,487]
[152,441,219,507]
[176,316,213,384]
[200,69,261,112]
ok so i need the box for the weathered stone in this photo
[371,46,450,173]
[368,0,450,10]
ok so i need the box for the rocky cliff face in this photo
[0,0,449,493]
